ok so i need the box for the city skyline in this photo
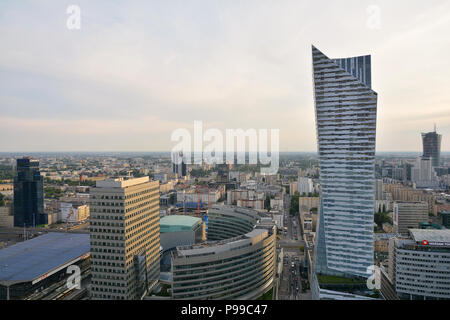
[1,1,450,152]
[1,0,450,305]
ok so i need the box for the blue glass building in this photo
[13,157,47,227]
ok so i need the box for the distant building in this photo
[298,197,319,213]
[411,157,440,189]
[236,198,264,210]
[298,177,313,196]
[422,128,442,168]
[375,179,383,200]
[60,202,90,222]
[153,173,168,183]
[270,197,284,211]
[402,162,413,182]
[216,164,229,183]
[393,201,429,236]
[172,151,187,178]
[160,181,176,194]
[439,211,450,228]
[384,183,436,214]
[289,181,298,195]
[90,177,160,300]
[0,205,13,228]
[13,157,47,227]
[60,193,90,205]
[177,186,223,207]
[227,189,264,203]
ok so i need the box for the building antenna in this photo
[434,123,437,133]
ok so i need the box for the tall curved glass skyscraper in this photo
[312,46,377,278]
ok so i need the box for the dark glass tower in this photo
[13,157,47,227]
[217,164,229,183]
[422,128,442,168]
[172,151,187,177]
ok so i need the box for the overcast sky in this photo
[1,0,449,152]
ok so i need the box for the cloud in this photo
[0,0,449,151]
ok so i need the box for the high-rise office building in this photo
[298,177,314,196]
[393,201,428,236]
[402,162,413,182]
[375,179,383,201]
[384,229,450,300]
[13,157,47,227]
[422,127,442,168]
[89,177,160,300]
[312,46,377,278]
[411,157,440,189]
[172,151,187,177]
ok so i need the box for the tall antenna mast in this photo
[434,123,437,133]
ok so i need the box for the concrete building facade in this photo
[89,177,160,300]
[393,201,429,236]
[386,229,450,300]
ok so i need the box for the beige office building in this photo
[0,205,14,228]
[393,201,428,236]
[90,177,160,300]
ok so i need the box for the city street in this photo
[277,193,311,300]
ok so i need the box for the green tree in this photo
[264,197,271,210]
[290,191,300,215]
[375,211,391,228]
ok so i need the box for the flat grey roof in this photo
[409,229,450,244]
[0,232,90,284]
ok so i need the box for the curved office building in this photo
[170,205,277,300]
[207,206,259,240]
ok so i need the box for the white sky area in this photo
[1,0,449,152]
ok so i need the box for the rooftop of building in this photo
[174,227,270,258]
[374,233,400,240]
[0,232,90,284]
[95,176,150,188]
[160,215,202,233]
[409,229,450,244]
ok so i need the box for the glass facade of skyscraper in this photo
[312,46,377,278]
[421,131,442,168]
[13,157,46,227]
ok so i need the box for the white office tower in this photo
[298,177,314,195]
[312,46,377,278]
[393,201,428,236]
[411,157,439,189]
[375,179,383,200]
[90,177,160,300]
